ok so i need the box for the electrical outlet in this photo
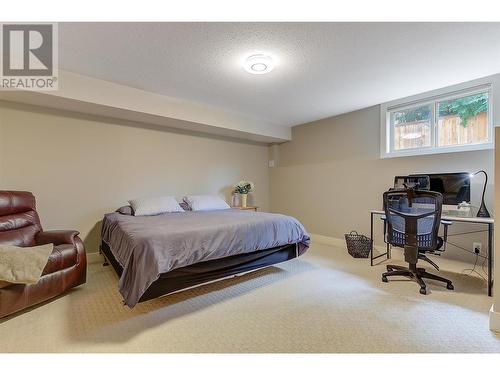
[473,242,482,254]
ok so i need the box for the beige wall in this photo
[270,105,494,263]
[0,102,270,253]
[1,76,497,265]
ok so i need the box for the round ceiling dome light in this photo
[243,54,275,75]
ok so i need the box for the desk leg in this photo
[488,223,493,297]
[370,212,390,266]
[370,212,374,266]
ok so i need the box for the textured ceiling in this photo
[59,23,500,127]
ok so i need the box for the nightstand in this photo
[231,206,258,212]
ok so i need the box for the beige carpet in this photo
[1,241,499,353]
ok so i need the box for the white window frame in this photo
[380,83,494,158]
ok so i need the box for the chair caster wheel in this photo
[382,276,388,283]
[419,288,427,295]
[447,284,454,290]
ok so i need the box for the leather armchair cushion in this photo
[0,192,42,247]
[0,191,36,215]
[0,223,41,247]
[0,211,41,232]
[41,244,78,275]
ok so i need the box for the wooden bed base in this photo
[100,240,307,304]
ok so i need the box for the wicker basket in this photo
[345,231,372,258]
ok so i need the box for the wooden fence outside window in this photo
[394,112,488,150]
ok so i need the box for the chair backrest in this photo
[0,191,42,246]
[383,189,443,252]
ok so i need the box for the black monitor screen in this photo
[412,172,470,205]
[394,175,430,190]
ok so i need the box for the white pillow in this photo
[128,196,184,216]
[183,195,230,211]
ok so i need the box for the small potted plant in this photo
[234,180,254,208]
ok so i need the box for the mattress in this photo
[101,209,310,307]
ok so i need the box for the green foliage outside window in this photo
[393,105,431,124]
[394,92,488,127]
[438,93,488,127]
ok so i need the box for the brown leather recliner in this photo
[0,191,86,318]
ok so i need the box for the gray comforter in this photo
[101,209,310,307]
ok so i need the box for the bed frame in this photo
[100,240,307,303]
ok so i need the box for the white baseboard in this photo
[310,233,387,252]
[489,304,500,332]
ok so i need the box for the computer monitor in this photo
[393,175,430,190]
[410,172,470,205]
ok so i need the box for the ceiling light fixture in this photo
[243,54,275,75]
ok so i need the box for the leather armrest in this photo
[37,230,86,275]
[441,220,452,226]
[36,230,80,246]
[0,280,12,289]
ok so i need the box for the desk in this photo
[370,209,494,296]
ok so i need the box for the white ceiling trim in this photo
[0,70,290,143]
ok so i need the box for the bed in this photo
[100,208,310,307]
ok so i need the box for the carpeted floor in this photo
[1,241,499,353]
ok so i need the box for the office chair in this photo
[381,188,454,294]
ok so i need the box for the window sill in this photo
[381,142,493,159]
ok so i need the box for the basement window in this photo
[381,85,493,158]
